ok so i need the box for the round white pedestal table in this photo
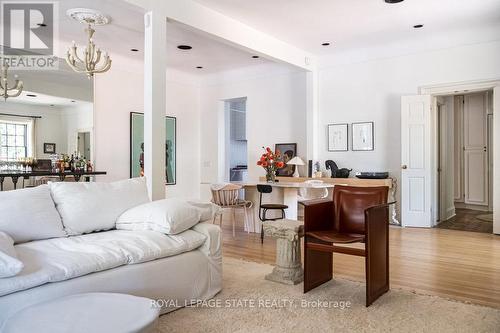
[2,293,160,333]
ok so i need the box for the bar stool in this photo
[257,184,288,244]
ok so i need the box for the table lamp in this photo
[287,156,305,177]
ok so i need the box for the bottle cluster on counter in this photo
[54,152,93,173]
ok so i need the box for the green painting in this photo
[130,112,176,185]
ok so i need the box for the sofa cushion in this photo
[116,198,217,235]
[0,185,66,244]
[49,178,150,235]
[0,232,24,278]
[0,229,207,296]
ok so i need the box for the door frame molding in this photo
[418,78,500,234]
[419,79,500,96]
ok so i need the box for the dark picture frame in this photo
[327,123,348,152]
[43,143,56,154]
[130,112,177,185]
[351,122,374,151]
[275,143,297,177]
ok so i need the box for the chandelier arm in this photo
[13,79,22,90]
[93,59,112,73]
[94,49,102,66]
[71,46,84,64]
[8,88,23,98]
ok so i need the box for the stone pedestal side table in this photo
[263,219,304,285]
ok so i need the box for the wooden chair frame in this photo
[302,186,394,306]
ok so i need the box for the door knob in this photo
[402,165,407,170]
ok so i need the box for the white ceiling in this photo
[46,0,274,75]
[3,0,280,105]
[192,0,500,55]
[4,90,90,107]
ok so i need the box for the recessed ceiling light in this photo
[26,94,37,97]
[321,42,331,46]
[413,24,424,28]
[385,0,404,3]
[130,48,139,52]
[196,66,203,69]
[252,55,259,59]
[37,23,47,27]
[177,45,192,50]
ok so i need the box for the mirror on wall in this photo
[0,58,94,168]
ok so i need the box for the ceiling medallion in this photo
[0,63,23,101]
[65,8,112,78]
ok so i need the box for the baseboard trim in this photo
[454,202,490,212]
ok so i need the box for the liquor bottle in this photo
[75,155,80,172]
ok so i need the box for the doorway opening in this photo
[77,131,91,161]
[435,91,493,233]
[224,97,247,183]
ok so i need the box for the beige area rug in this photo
[158,258,500,333]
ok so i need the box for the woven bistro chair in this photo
[211,183,254,237]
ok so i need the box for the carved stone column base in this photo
[263,219,304,285]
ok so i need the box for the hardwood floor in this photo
[218,213,500,309]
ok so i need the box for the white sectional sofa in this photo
[0,178,222,327]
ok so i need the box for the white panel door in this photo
[464,151,488,205]
[493,87,500,235]
[464,93,488,206]
[401,95,432,227]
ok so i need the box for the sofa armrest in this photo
[192,222,222,258]
[302,199,335,233]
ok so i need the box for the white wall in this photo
[317,41,500,217]
[0,102,66,158]
[199,66,307,199]
[0,102,92,190]
[93,61,201,199]
[63,103,94,157]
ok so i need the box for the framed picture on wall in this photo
[130,112,177,185]
[43,143,56,154]
[352,122,374,151]
[327,124,348,151]
[275,143,297,177]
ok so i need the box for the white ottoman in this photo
[2,293,160,333]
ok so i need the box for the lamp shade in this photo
[287,156,305,166]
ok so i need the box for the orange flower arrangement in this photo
[257,147,285,182]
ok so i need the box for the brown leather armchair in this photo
[302,185,392,306]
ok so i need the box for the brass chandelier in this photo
[0,63,23,101]
[66,8,112,78]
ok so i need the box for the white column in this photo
[306,69,319,167]
[144,11,167,200]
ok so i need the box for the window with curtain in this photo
[0,121,28,161]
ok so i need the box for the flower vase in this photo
[266,170,276,183]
